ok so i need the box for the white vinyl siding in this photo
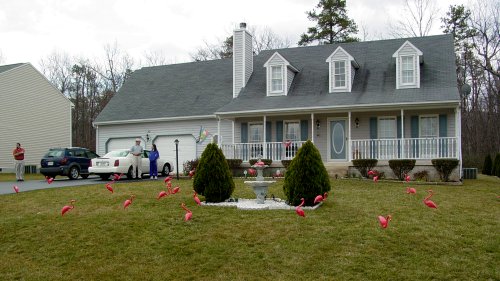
[271,66,283,93]
[0,64,72,169]
[334,61,346,88]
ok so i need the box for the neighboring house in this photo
[95,23,461,179]
[0,63,72,172]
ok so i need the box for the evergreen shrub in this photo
[431,158,459,182]
[226,159,243,169]
[281,160,292,169]
[482,155,492,175]
[193,143,235,202]
[352,159,378,177]
[388,159,416,181]
[283,140,331,206]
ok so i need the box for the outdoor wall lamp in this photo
[316,119,320,130]
[146,131,151,142]
[355,118,360,128]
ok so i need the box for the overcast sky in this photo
[0,0,469,68]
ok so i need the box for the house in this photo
[94,23,461,179]
[0,63,72,172]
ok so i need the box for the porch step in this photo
[323,163,349,178]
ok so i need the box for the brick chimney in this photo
[233,22,253,98]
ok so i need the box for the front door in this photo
[329,119,347,161]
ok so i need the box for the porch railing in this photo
[350,137,458,160]
[220,141,306,162]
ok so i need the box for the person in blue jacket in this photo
[149,144,160,180]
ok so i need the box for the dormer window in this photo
[271,65,284,92]
[326,46,359,93]
[264,52,299,96]
[393,41,423,89]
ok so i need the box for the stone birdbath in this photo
[244,158,276,204]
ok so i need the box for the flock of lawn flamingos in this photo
[11,170,438,226]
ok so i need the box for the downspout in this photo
[456,106,462,179]
[263,115,267,158]
[401,109,405,159]
[311,113,315,143]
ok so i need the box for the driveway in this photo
[0,176,151,195]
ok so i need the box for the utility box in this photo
[462,168,477,179]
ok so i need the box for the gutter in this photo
[93,115,217,126]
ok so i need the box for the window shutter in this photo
[369,117,377,139]
[439,115,447,137]
[411,116,419,158]
[397,116,402,138]
[266,121,272,142]
[300,120,308,141]
[276,121,283,142]
[241,122,248,143]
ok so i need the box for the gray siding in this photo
[0,64,72,169]
[287,68,295,93]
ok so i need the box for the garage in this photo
[106,138,141,153]
[154,135,196,174]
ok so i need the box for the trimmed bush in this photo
[249,159,272,166]
[389,159,416,181]
[482,155,493,175]
[431,158,459,182]
[283,140,331,206]
[193,143,235,202]
[494,153,500,177]
[413,170,429,182]
[281,160,292,169]
[352,159,378,178]
[226,159,243,169]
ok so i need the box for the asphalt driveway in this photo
[0,176,151,195]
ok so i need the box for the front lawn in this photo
[0,173,45,182]
[0,176,498,280]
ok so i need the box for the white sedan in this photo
[89,149,173,180]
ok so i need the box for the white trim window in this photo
[419,115,438,138]
[401,55,415,85]
[334,60,346,88]
[284,121,300,141]
[378,117,397,159]
[271,65,283,93]
[249,123,263,143]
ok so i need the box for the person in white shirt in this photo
[130,138,144,179]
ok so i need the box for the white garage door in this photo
[154,135,196,174]
[107,138,142,153]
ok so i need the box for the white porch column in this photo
[232,120,235,144]
[263,115,267,158]
[217,117,221,145]
[456,106,462,178]
[311,113,315,143]
[348,111,352,161]
[401,109,405,158]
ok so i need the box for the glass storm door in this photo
[330,120,346,161]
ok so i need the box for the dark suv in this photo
[40,147,99,180]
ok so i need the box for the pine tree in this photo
[193,143,235,202]
[482,154,493,175]
[283,140,331,206]
[298,0,358,46]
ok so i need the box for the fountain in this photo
[244,158,276,204]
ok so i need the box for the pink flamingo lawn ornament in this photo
[123,195,136,209]
[46,176,54,184]
[13,185,19,193]
[314,192,328,204]
[368,170,375,176]
[157,190,168,200]
[189,169,195,178]
[248,169,257,177]
[406,187,417,194]
[193,191,201,206]
[171,186,180,194]
[373,175,379,182]
[164,176,172,183]
[105,182,114,193]
[423,190,438,209]
[405,174,411,183]
[113,173,123,181]
[181,203,192,221]
[295,198,306,217]
[378,215,392,228]
[61,199,76,216]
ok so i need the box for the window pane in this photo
[378,118,396,139]
[271,66,283,92]
[285,122,300,141]
[401,56,414,84]
[420,116,437,137]
[334,61,346,87]
[249,124,263,142]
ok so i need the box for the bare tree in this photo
[251,26,292,53]
[0,49,4,64]
[142,50,169,66]
[39,51,73,96]
[388,0,439,38]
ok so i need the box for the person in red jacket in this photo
[13,143,25,181]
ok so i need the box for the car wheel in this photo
[68,166,80,180]
[99,174,110,180]
[81,174,89,179]
[162,164,170,176]
[126,166,134,179]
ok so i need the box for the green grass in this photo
[0,173,45,181]
[0,176,499,280]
